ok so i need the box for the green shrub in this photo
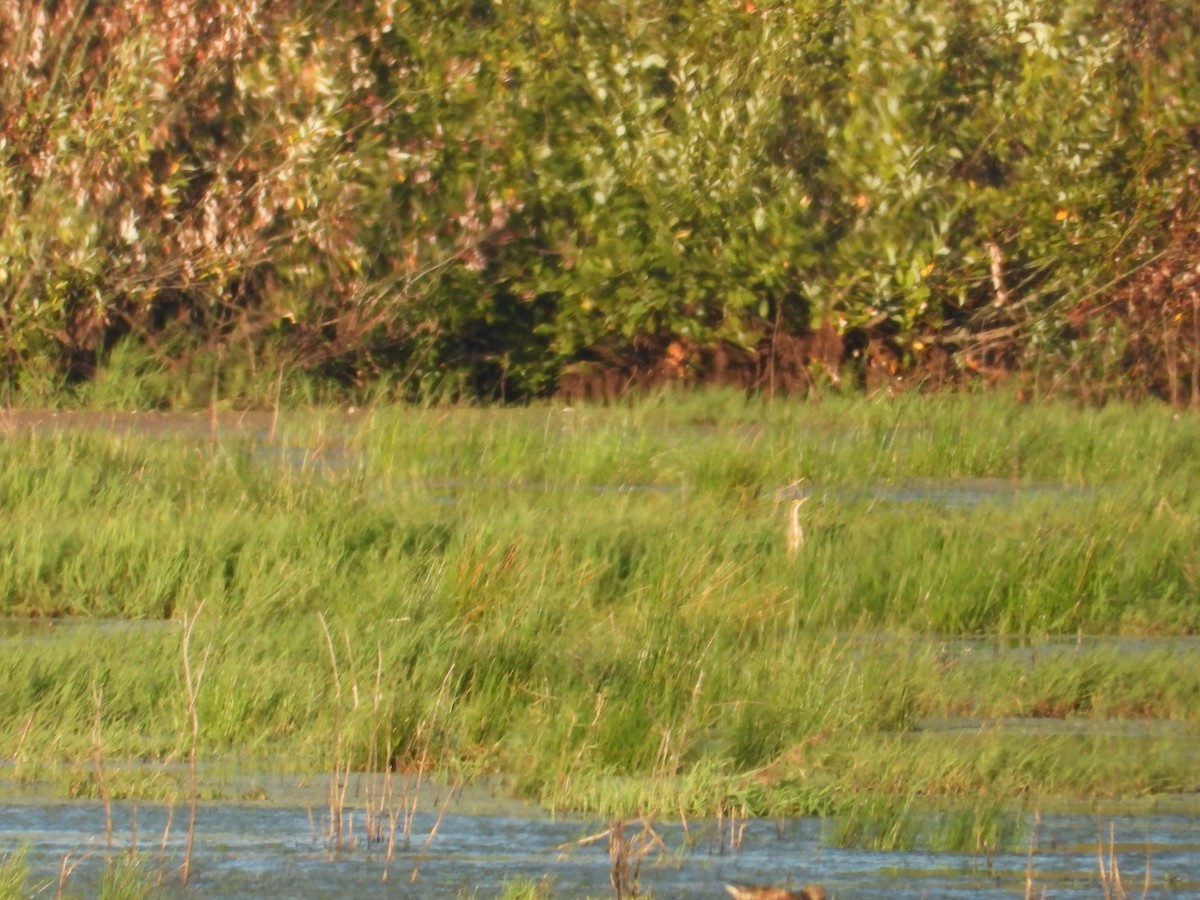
[1,0,1197,403]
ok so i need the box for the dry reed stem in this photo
[1096,820,1153,900]
[327,759,353,851]
[383,804,400,883]
[609,820,637,899]
[55,852,81,900]
[156,805,174,887]
[422,778,462,854]
[1096,820,1131,900]
[614,817,670,899]
[715,799,749,855]
[556,816,665,898]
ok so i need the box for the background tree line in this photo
[1,0,1197,404]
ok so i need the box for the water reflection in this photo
[2,796,1198,898]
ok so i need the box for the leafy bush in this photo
[1,0,1197,403]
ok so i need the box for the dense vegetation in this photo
[2,395,1198,830]
[2,0,1199,404]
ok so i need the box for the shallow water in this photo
[775,477,1093,510]
[1,408,1095,510]
[0,616,178,643]
[4,619,1199,896]
[3,794,1199,898]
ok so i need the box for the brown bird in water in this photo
[725,884,826,900]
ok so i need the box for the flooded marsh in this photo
[3,788,1200,897]
[2,394,1200,894]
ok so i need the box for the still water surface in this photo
[4,618,1200,896]
[3,789,1199,897]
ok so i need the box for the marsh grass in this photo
[3,804,176,900]
[97,856,156,900]
[1,392,1198,833]
[0,850,29,900]
[495,876,556,899]
[312,610,465,885]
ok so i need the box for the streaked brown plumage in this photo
[725,884,826,900]
[786,497,807,557]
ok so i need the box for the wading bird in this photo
[725,883,826,900]
[786,496,807,558]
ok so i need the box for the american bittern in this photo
[787,497,808,557]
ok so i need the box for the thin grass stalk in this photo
[1024,811,1039,900]
[677,803,693,850]
[55,851,79,900]
[732,804,748,854]
[155,805,174,887]
[421,777,461,855]
[91,683,113,851]
[1098,819,1120,900]
[715,798,749,855]
[401,664,456,848]
[270,369,283,441]
[382,784,401,883]
[324,757,353,851]
[208,357,220,442]
[180,601,208,885]
[406,774,464,887]
[656,667,705,779]
[1111,821,1123,899]
[317,612,347,850]
[398,774,414,851]
[561,691,607,800]
[343,803,355,849]
[404,666,460,884]
[365,645,387,846]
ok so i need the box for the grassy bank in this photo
[0,392,1198,840]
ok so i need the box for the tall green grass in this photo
[0,392,1197,824]
[0,851,29,900]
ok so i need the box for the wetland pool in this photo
[3,783,1200,898]
[4,621,1200,896]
